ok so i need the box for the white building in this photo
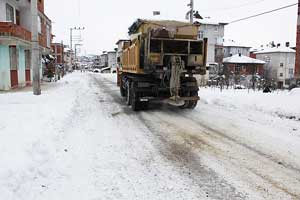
[197,19,227,80]
[255,47,296,88]
[223,40,251,58]
[63,47,74,71]
[0,0,52,90]
[107,51,117,73]
[197,20,227,63]
[100,53,108,68]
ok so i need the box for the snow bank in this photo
[290,88,300,96]
[199,88,300,120]
[0,73,83,199]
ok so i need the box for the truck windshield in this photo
[163,40,188,54]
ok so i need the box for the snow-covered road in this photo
[0,72,300,200]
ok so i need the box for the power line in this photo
[229,3,298,24]
[199,0,266,12]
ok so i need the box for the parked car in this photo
[234,85,246,89]
[93,68,101,73]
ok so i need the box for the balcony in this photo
[0,22,31,42]
[0,22,49,48]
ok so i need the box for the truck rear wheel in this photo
[120,86,126,97]
[131,91,140,111]
[126,82,131,105]
[187,91,198,109]
[180,91,198,109]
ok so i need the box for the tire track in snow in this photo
[94,74,300,199]
[145,110,300,199]
[92,74,248,200]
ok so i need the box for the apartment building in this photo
[0,0,52,90]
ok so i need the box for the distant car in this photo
[234,85,246,89]
[93,69,100,73]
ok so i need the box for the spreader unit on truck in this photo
[117,19,207,111]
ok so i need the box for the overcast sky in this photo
[45,0,298,55]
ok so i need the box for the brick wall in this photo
[51,43,64,64]
[38,0,44,13]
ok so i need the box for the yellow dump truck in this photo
[117,19,207,111]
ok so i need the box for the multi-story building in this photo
[100,52,108,68]
[255,46,296,88]
[51,43,64,65]
[198,20,227,64]
[223,40,251,58]
[0,0,52,90]
[63,46,74,71]
[197,20,227,80]
[107,51,117,73]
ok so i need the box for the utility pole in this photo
[74,43,83,63]
[70,28,73,51]
[31,0,41,95]
[189,0,194,23]
[70,27,85,70]
[70,27,85,50]
[186,0,202,23]
[295,0,300,80]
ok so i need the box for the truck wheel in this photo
[179,91,190,109]
[180,100,190,109]
[131,91,141,111]
[188,100,198,109]
[126,82,131,105]
[141,102,149,110]
[187,91,198,109]
[120,85,126,97]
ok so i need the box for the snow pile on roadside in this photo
[199,88,300,120]
[0,74,82,199]
[290,88,300,96]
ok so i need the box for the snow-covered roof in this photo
[128,19,196,34]
[223,54,266,64]
[195,18,228,26]
[223,39,251,48]
[101,66,111,72]
[254,47,296,54]
[64,47,71,52]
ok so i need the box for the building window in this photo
[6,3,14,23]
[9,46,18,70]
[289,69,294,75]
[280,63,284,67]
[198,31,204,39]
[46,24,51,47]
[214,26,218,32]
[25,50,31,69]
[38,16,42,33]
[279,73,283,77]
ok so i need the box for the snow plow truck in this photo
[117,19,207,111]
